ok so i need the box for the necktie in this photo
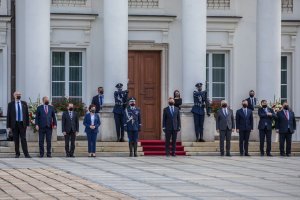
[69,112,72,120]
[45,106,48,114]
[171,107,174,116]
[224,109,227,117]
[17,102,21,121]
[251,98,254,106]
[244,109,247,116]
[285,110,289,120]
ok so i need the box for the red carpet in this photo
[140,140,186,156]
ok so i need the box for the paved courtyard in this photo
[0,156,299,200]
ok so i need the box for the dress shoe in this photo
[15,155,20,158]
[286,154,291,157]
[69,155,75,158]
[280,153,286,157]
[39,155,44,158]
[47,155,52,158]
[220,153,224,156]
[226,153,231,157]
[240,153,244,156]
[119,138,125,142]
[267,154,273,157]
[245,153,250,157]
[199,139,206,142]
[25,155,32,158]
[171,154,176,157]
[260,153,264,157]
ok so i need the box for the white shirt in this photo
[91,114,95,125]
[243,108,247,116]
[15,101,23,121]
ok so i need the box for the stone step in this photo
[0,141,138,147]
[182,141,300,147]
[0,152,144,158]
[186,152,300,156]
[184,146,300,152]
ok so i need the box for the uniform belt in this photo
[115,102,123,106]
[194,103,204,107]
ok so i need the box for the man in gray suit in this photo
[216,100,235,156]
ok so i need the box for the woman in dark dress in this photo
[173,90,182,110]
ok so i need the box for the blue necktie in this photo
[17,102,21,121]
[171,107,174,116]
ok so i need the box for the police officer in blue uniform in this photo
[124,97,141,157]
[191,83,210,142]
[113,83,129,142]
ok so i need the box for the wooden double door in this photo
[128,51,161,140]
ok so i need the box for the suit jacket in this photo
[258,107,276,130]
[216,108,235,131]
[91,95,103,113]
[246,97,257,111]
[236,108,253,131]
[62,111,79,133]
[35,105,57,129]
[163,106,181,132]
[276,110,296,134]
[6,101,30,128]
[83,113,101,133]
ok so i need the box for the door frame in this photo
[128,41,169,140]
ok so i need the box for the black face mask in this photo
[222,104,227,108]
[169,102,174,106]
[16,96,21,100]
[90,109,96,113]
[44,101,49,105]
[283,105,289,110]
[69,108,73,111]
[250,94,254,98]
[130,103,135,107]
[262,105,267,108]
[99,91,104,95]
[242,104,247,108]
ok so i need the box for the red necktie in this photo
[285,110,289,119]
[45,106,48,114]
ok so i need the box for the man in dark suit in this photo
[191,83,210,142]
[258,100,276,156]
[276,102,296,157]
[62,103,79,157]
[216,100,235,156]
[163,97,181,157]
[6,91,31,158]
[246,90,257,111]
[236,100,253,156]
[113,83,128,142]
[91,87,104,113]
[35,96,57,158]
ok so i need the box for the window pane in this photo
[212,83,225,98]
[206,53,209,68]
[281,56,287,70]
[69,67,82,81]
[52,82,65,96]
[69,82,82,96]
[212,54,225,68]
[69,52,82,66]
[206,68,209,81]
[281,85,287,99]
[52,67,65,81]
[212,69,225,82]
[52,52,65,66]
[281,71,287,84]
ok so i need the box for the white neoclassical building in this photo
[0,0,300,141]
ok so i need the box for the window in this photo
[206,53,228,101]
[51,51,84,102]
[281,55,292,104]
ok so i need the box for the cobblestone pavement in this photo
[0,156,300,200]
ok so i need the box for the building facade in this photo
[0,0,300,141]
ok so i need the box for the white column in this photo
[256,0,281,102]
[182,0,207,104]
[16,0,51,101]
[103,0,128,104]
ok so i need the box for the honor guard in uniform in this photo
[191,83,210,142]
[124,97,141,157]
[113,83,129,142]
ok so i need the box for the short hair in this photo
[249,90,255,93]
[261,99,267,104]
[89,104,96,110]
[221,100,227,105]
[42,96,49,102]
[168,97,174,101]
[242,99,248,103]
[98,87,103,89]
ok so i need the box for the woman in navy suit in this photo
[83,104,101,157]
